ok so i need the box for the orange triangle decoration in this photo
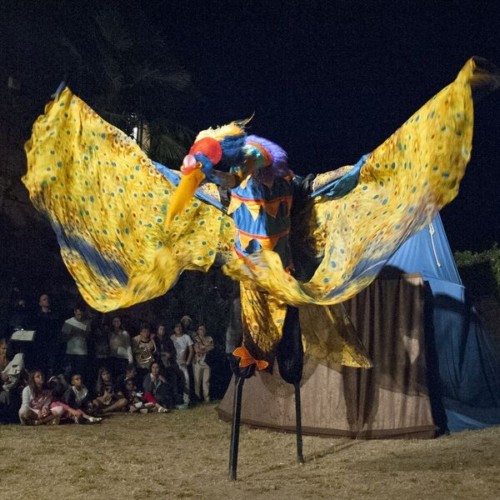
[229,194,293,220]
[237,230,285,252]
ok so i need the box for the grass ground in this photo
[1,403,499,499]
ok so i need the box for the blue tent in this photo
[386,214,500,432]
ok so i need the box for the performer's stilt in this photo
[229,375,245,481]
[277,305,305,464]
[294,381,304,463]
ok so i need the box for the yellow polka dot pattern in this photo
[239,281,288,358]
[240,278,372,368]
[23,88,236,311]
[21,58,482,369]
[224,58,477,307]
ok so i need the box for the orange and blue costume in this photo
[23,57,498,372]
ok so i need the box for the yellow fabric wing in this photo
[23,88,236,311]
[224,57,478,306]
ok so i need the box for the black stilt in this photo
[276,305,305,465]
[294,381,304,463]
[229,375,245,481]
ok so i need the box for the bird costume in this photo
[23,57,498,371]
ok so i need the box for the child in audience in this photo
[118,364,137,393]
[63,373,101,423]
[19,369,63,425]
[92,367,128,415]
[45,374,100,424]
[122,378,148,414]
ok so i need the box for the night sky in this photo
[3,0,500,251]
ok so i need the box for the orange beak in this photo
[166,160,205,224]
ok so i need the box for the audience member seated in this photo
[122,377,148,414]
[92,367,128,415]
[46,373,69,400]
[19,369,64,425]
[45,374,97,424]
[0,339,27,423]
[62,373,101,423]
[118,363,135,388]
[142,362,171,412]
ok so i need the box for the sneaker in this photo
[175,403,189,410]
[87,416,102,424]
[139,408,149,415]
[157,406,170,413]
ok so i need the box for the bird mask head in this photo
[166,122,246,222]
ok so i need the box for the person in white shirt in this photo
[170,322,193,406]
[62,306,90,383]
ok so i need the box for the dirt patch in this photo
[1,403,499,499]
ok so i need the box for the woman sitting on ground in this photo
[142,362,171,412]
[19,369,63,425]
[92,367,128,415]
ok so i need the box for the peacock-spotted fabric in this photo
[224,57,476,306]
[23,58,484,368]
[23,88,236,311]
